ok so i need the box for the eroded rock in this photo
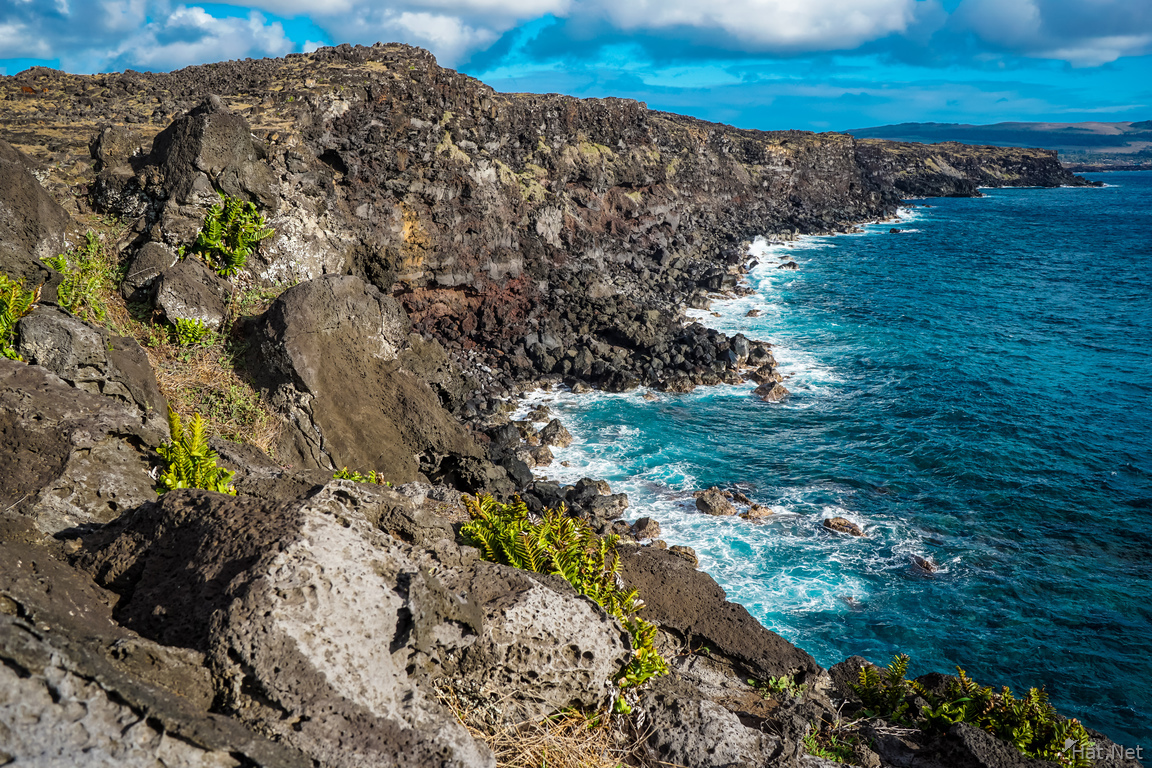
[81,483,629,765]
[0,359,162,534]
[695,487,737,516]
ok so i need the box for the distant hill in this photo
[846,121,1152,154]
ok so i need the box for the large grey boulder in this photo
[0,524,309,768]
[249,274,502,489]
[82,482,629,767]
[0,138,73,295]
[0,359,162,535]
[16,306,167,426]
[638,677,781,767]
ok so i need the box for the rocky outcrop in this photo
[620,547,821,684]
[246,274,505,489]
[0,138,73,297]
[79,482,635,767]
[855,139,1093,198]
[0,359,161,535]
[1,45,1090,401]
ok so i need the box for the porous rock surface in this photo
[80,482,630,767]
[0,521,309,768]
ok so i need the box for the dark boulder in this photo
[248,274,498,489]
[539,418,574,447]
[152,258,232,330]
[148,95,277,209]
[16,306,166,426]
[0,138,73,295]
[120,241,179,302]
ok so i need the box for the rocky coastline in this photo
[0,43,1138,767]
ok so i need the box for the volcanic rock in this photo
[695,487,737,516]
[823,517,864,536]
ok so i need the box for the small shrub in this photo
[157,407,237,495]
[850,654,1093,767]
[190,192,274,277]
[333,467,392,486]
[461,495,669,696]
[41,231,115,323]
[0,274,40,361]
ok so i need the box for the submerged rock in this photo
[823,516,864,537]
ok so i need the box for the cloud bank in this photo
[2,0,1151,73]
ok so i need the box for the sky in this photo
[1,0,1150,131]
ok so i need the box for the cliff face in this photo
[0,43,1091,396]
[855,138,1091,197]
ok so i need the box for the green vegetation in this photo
[0,274,40,361]
[461,495,669,702]
[41,230,117,323]
[333,467,392,486]
[189,192,274,277]
[849,654,1093,767]
[749,675,807,699]
[172,317,215,347]
[803,728,860,765]
[156,407,237,495]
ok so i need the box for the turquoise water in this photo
[515,172,1152,746]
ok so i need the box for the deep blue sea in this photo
[514,172,1152,746]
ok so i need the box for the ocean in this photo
[513,172,1152,746]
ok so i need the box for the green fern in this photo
[189,192,274,277]
[0,274,41,361]
[333,466,392,486]
[461,495,669,691]
[171,317,215,347]
[41,231,113,323]
[156,407,237,495]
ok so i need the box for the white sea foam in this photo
[510,207,942,632]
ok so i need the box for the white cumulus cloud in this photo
[953,0,1152,66]
[576,0,922,52]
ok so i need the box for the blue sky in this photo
[2,0,1150,131]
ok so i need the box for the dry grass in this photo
[436,681,670,768]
